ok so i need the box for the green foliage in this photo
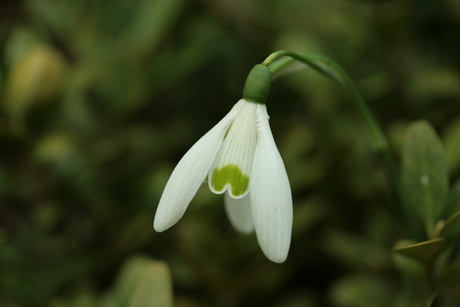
[330,274,395,307]
[101,256,173,307]
[402,121,449,237]
[440,180,460,240]
[393,239,445,264]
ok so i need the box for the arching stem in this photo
[263,50,408,231]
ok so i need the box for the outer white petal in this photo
[250,104,293,263]
[224,192,254,234]
[154,102,243,232]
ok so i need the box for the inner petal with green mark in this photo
[211,164,250,197]
[208,100,258,198]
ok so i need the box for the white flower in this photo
[154,98,293,263]
[154,64,292,263]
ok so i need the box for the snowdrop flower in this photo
[154,65,293,263]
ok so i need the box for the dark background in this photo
[1,0,460,306]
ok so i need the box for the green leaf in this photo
[439,212,460,240]
[401,120,448,236]
[393,238,445,264]
[439,179,460,240]
[127,261,173,307]
[102,256,173,307]
[392,244,426,280]
[443,118,460,174]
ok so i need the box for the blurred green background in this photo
[1,0,460,306]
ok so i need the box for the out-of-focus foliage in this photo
[401,120,448,236]
[1,0,460,306]
[101,256,173,307]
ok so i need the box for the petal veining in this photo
[208,99,258,198]
[250,104,293,263]
[224,192,254,234]
[154,101,243,232]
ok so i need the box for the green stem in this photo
[263,50,407,228]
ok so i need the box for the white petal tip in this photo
[153,217,172,233]
[267,254,288,264]
[224,193,254,234]
[261,246,289,263]
[230,221,254,234]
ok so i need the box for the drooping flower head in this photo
[154,64,293,263]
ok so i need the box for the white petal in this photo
[154,102,243,232]
[250,104,293,263]
[224,192,254,234]
[208,99,258,198]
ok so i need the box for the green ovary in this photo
[211,164,249,197]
